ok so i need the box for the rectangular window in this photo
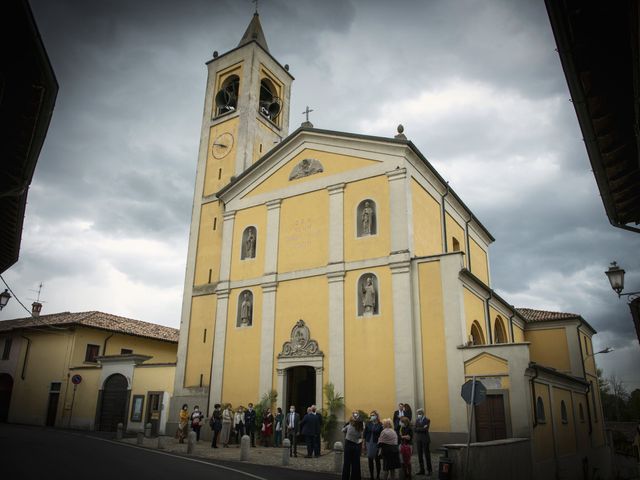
[50,382,61,392]
[2,337,12,360]
[120,348,133,355]
[85,344,100,363]
[131,395,144,422]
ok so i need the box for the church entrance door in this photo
[286,366,316,419]
[99,374,129,432]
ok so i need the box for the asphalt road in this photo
[0,424,338,480]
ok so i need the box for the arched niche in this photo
[241,226,257,260]
[358,273,379,316]
[356,199,377,237]
[494,316,508,344]
[470,320,486,345]
[237,290,254,327]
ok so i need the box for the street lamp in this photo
[605,261,640,344]
[0,289,11,310]
[605,261,640,297]
[585,347,613,359]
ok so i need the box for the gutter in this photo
[20,335,31,380]
[508,312,515,343]
[465,217,472,269]
[531,364,539,428]
[441,184,450,253]
[103,333,114,356]
[485,291,493,344]
[577,319,594,435]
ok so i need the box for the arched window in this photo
[452,237,460,252]
[536,397,546,423]
[259,78,281,123]
[357,199,377,237]
[241,226,257,260]
[237,290,253,327]
[358,273,379,316]
[560,400,568,424]
[470,321,485,345]
[578,403,585,423]
[494,316,507,344]
[214,74,239,117]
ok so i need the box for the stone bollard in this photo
[136,432,144,445]
[187,431,197,454]
[144,423,152,438]
[157,436,166,450]
[116,423,123,440]
[333,441,344,474]
[282,439,291,466]
[240,434,251,461]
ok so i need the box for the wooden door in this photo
[474,394,507,442]
[45,393,59,426]
[146,392,162,436]
[0,374,13,422]
[99,374,128,432]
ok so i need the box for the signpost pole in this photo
[68,384,77,427]
[464,376,476,480]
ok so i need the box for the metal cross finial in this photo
[302,106,314,122]
[252,0,259,14]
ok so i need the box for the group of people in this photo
[177,401,432,480]
[342,403,432,480]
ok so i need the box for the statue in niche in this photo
[361,276,377,315]
[289,158,324,180]
[244,228,256,259]
[361,201,373,235]
[240,292,252,326]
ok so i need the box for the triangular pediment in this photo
[242,147,382,199]
[464,352,509,375]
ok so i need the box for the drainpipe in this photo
[508,312,515,343]
[20,335,31,380]
[103,334,114,356]
[465,218,472,270]
[441,184,450,252]
[531,364,539,428]
[485,291,493,344]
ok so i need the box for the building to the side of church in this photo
[0,311,178,434]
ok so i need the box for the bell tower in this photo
[171,13,293,409]
[205,12,293,182]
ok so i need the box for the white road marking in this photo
[85,435,269,480]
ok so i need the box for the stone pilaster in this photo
[387,169,409,254]
[391,261,416,406]
[258,282,278,397]
[327,183,345,264]
[209,288,230,407]
[218,211,236,284]
[264,199,281,275]
[327,270,345,403]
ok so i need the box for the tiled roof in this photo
[517,308,581,323]
[0,311,178,343]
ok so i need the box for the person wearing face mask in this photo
[342,412,364,479]
[177,404,189,443]
[364,410,383,480]
[414,408,432,476]
[190,405,204,441]
[284,405,300,457]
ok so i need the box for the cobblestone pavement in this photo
[122,436,440,476]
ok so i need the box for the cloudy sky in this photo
[3,0,638,390]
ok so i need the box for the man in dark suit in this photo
[245,403,257,447]
[414,408,432,476]
[284,405,300,457]
[392,402,405,433]
[311,404,322,457]
[300,407,321,458]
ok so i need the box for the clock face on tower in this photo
[212,132,234,159]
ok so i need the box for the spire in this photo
[238,13,269,52]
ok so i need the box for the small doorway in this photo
[286,366,316,417]
[474,394,507,441]
[99,374,129,432]
[0,374,14,422]
[146,392,162,436]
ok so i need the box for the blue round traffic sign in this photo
[71,374,82,385]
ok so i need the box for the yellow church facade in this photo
[172,13,608,479]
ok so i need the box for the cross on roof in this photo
[252,0,259,14]
[302,106,314,123]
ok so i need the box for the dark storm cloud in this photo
[1,0,636,388]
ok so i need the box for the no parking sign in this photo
[71,374,82,385]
